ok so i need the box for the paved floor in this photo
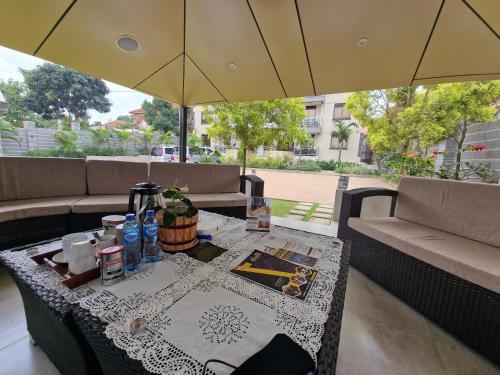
[1,263,497,374]
[253,169,393,204]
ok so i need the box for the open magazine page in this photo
[231,250,318,301]
[254,234,325,267]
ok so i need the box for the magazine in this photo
[246,197,271,231]
[254,234,325,267]
[231,250,318,301]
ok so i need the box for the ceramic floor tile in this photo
[336,311,448,375]
[0,336,60,375]
[426,320,500,375]
[284,214,305,220]
[343,269,430,336]
[308,217,331,225]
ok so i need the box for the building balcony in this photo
[301,118,322,133]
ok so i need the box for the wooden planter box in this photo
[156,211,198,252]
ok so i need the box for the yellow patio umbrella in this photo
[0,0,498,159]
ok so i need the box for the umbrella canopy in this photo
[0,0,498,106]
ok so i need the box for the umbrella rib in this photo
[414,72,500,81]
[134,87,179,105]
[294,0,316,96]
[462,0,499,40]
[133,52,184,88]
[410,0,446,86]
[246,0,288,98]
[185,53,229,103]
[33,0,78,56]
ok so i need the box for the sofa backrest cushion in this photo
[149,162,241,194]
[395,176,500,247]
[0,157,87,201]
[86,159,149,195]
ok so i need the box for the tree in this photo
[427,81,500,180]
[114,129,132,151]
[116,115,134,129]
[0,79,36,126]
[206,98,307,175]
[136,128,155,152]
[188,129,202,147]
[333,120,358,162]
[346,87,450,155]
[142,98,178,132]
[0,119,21,144]
[21,63,111,121]
[160,130,174,145]
[54,130,78,152]
[88,128,111,149]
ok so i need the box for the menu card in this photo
[231,250,318,301]
[246,197,271,231]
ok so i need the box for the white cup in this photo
[62,233,87,262]
[68,240,97,275]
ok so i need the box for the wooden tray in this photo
[31,249,100,289]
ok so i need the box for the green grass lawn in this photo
[271,199,298,217]
[303,203,320,222]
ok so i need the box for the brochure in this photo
[231,250,318,301]
[254,234,325,267]
[246,197,271,231]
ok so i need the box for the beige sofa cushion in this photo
[348,217,500,294]
[86,159,149,195]
[149,162,241,194]
[71,195,129,214]
[395,176,500,247]
[188,193,247,208]
[0,196,85,223]
[0,157,87,201]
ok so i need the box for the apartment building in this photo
[193,92,371,163]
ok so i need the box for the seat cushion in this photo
[188,192,248,208]
[348,217,500,294]
[86,159,149,195]
[395,176,500,247]
[0,157,87,200]
[71,195,129,214]
[149,162,241,194]
[0,196,85,223]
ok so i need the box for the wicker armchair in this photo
[338,186,500,366]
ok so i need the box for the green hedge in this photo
[26,147,139,158]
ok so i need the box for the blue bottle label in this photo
[144,224,158,237]
[124,229,139,244]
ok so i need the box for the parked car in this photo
[151,145,175,161]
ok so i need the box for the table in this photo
[0,211,349,375]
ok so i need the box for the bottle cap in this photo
[125,213,136,221]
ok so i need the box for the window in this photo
[305,105,316,118]
[333,103,351,120]
[330,132,347,149]
[201,112,209,125]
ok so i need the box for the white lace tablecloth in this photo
[1,211,343,375]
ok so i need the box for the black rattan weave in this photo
[1,256,101,375]
[338,188,500,366]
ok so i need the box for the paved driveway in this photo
[252,169,393,204]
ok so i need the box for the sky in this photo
[0,46,152,123]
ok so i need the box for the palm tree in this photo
[160,130,174,145]
[0,120,20,145]
[88,128,111,149]
[333,120,358,162]
[114,129,132,152]
[54,130,78,152]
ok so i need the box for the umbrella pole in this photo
[179,105,188,163]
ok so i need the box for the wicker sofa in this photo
[0,156,263,249]
[338,176,500,366]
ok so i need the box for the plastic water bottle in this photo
[143,210,160,263]
[123,213,141,272]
